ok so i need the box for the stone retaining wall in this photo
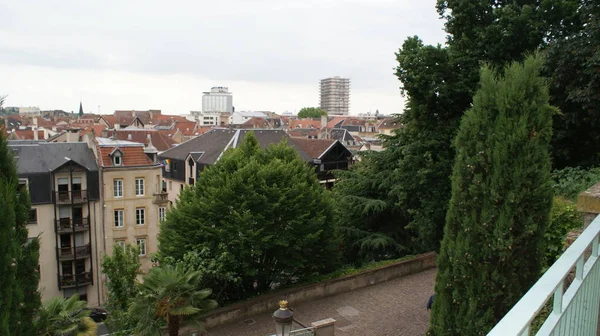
[203,251,437,329]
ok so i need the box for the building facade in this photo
[202,86,233,113]
[95,137,167,276]
[319,77,351,115]
[9,141,102,306]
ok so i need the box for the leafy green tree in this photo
[159,132,339,303]
[333,0,578,255]
[297,107,327,118]
[101,244,141,333]
[129,265,218,336]
[544,197,582,267]
[35,295,97,336]
[552,166,600,201]
[430,55,554,335]
[0,111,41,335]
[547,0,600,168]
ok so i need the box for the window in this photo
[115,240,126,250]
[159,207,166,222]
[28,208,37,224]
[172,161,177,172]
[180,184,184,191]
[113,153,122,166]
[114,210,124,227]
[136,208,145,225]
[113,179,123,197]
[136,238,146,256]
[169,181,172,191]
[135,178,145,196]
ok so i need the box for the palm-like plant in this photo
[36,294,97,336]
[129,265,218,336]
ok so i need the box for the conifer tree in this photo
[0,126,41,335]
[429,55,554,335]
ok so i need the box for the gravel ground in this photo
[205,268,437,336]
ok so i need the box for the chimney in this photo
[33,127,38,141]
[131,111,135,117]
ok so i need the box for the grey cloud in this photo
[0,0,444,88]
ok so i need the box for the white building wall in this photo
[202,87,233,113]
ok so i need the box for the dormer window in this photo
[110,148,123,166]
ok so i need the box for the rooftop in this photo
[96,137,145,147]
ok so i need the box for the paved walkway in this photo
[205,268,437,336]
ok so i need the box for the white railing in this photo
[488,215,600,336]
[269,327,314,336]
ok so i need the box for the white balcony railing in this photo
[488,215,600,336]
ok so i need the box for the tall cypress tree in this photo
[430,55,554,335]
[0,126,41,335]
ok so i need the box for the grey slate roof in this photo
[330,128,355,142]
[159,129,312,164]
[8,141,99,174]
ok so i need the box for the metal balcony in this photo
[53,190,88,205]
[57,244,91,261]
[56,217,90,233]
[59,271,92,289]
[488,215,600,335]
[153,192,169,204]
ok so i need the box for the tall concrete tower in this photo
[319,77,350,115]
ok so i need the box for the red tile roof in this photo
[108,130,176,152]
[289,118,323,129]
[326,116,346,128]
[97,146,154,167]
[12,129,45,140]
[173,121,197,136]
[290,138,336,159]
[288,129,320,138]
[243,117,271,128]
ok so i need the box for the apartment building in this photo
[95,137,167,274]
[158,129,353,202]
[9,141,102,306]
[320,76,351,115]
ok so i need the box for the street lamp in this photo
[273,300,294,336]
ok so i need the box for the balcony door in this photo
[72,206,83,227]
[58,178,69,201]
[72,177,82,200]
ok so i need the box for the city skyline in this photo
[0,0,445,115]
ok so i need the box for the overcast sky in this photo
[0,0,446,115]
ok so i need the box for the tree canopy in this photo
[101,244,141,333]
[158,132,339,303]
[332,0,592,259]
[297,107,327,118]
[430,55,554,335]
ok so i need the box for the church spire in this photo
[78,101,84,117]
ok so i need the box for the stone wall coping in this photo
[202,251,436,328]
[311,318,336,329]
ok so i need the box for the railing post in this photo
[311,318,336,336]
[553,282,563,314]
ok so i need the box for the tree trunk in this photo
[167,314,180,336]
